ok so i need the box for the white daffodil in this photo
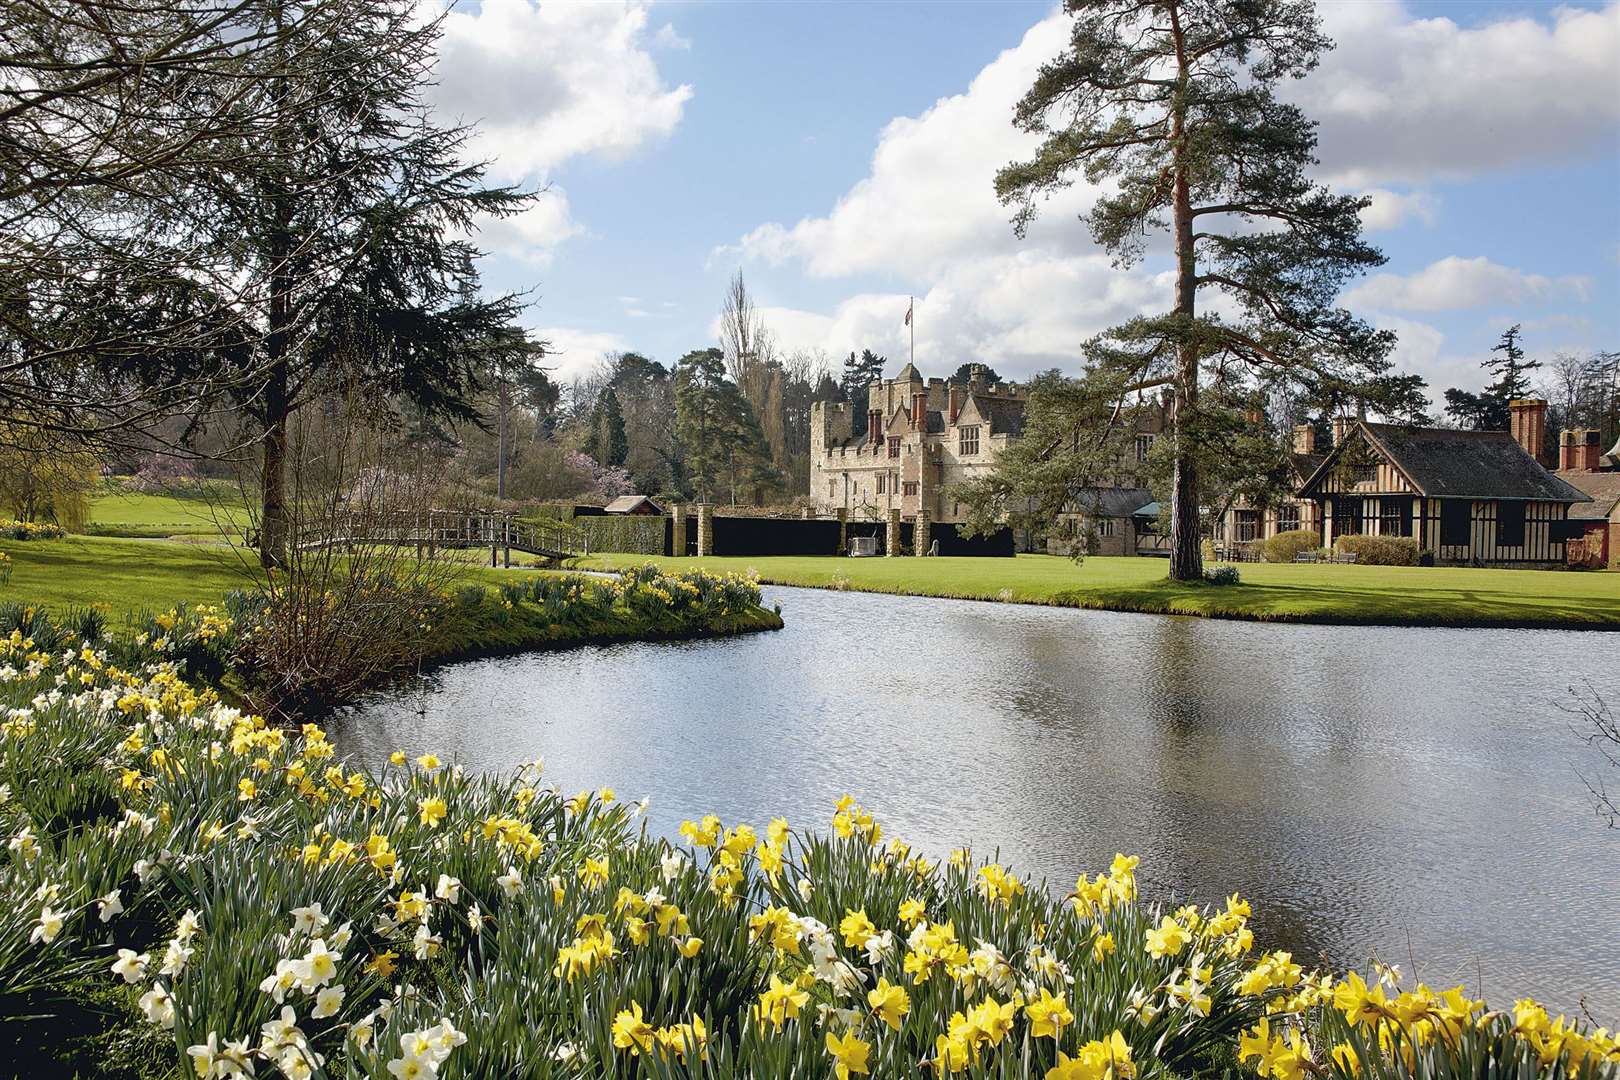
[111,948,148,984]
[311,984,345,1019]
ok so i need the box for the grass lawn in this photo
[578,552,1620,630]
[0,534,565,620]
[87,483,250,538]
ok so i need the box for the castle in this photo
[809,363,1026,526]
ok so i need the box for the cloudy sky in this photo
[434,0,1620,404]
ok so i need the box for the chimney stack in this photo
[1293,423,1317,455]
[1509,399,1550,467]
[1560,428,1602,472]
[948,384,964,423]
[911,393,926,429]
[1331,416,1351,447]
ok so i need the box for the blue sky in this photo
[433,1,1620,406]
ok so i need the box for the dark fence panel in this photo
[710,516,843,556]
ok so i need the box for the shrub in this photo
[1334,534,1421,566]
[1263,529,1321,563]
[1204,564,1242,586]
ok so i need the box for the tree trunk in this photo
[258,359,289,568]
[1166,0,1203,582]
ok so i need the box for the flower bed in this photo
[0,634,1614,1079]
[0,519,66,540]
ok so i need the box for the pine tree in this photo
[841,349,886,435]
[995,0,1393,580]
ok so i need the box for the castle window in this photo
[959,426,980,456]
[828,480,835,498]
[902,481,918,497]
[876,474,886,495]
[887,437,901,459]
[1135,433,1155,462]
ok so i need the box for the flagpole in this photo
[909,295,915,368]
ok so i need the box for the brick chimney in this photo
[1293,423,1316,455]
[948,384,965,423]
[1508,399,1549,467]
[1331,416,1351,447]
[911,393,926,429]
[1560,428,1602,471]
[868,409,882,445]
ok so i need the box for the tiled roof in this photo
[1557,469,1620,520]
[1302,423,1591,503]
[972,395,1026,436]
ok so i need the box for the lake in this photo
[330,585,1620,1021]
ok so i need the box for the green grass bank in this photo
[0,535,782,702]
[577,552,1620,630]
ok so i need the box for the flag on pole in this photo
[903,299,913,326]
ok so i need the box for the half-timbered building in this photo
[1297,407,1591,566]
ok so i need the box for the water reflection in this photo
[330,586,1620,1021]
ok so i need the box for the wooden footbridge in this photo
[301,509,584,566]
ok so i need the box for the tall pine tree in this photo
[995,0,1393,579]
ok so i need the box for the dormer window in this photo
[887,437,901,459]
[959,426,980,456]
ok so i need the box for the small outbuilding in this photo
[602,495,666,516]
[1296,405,1591,566]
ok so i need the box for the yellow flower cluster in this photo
[2,634,1615,1080]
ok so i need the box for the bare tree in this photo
[1568,685,1619,827]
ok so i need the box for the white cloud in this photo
[724,1,1616,384]
[653,23,691,50]
[1301,1,1620,186]
[470,189,583,266]
[725,12,1093,279]
[1357,188,1438,232]
[434,0,692,181]
[749,253,1168,380]
[1344,256,1592,313]
[531,326,630,383]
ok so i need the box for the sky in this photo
[430,0,1620,407]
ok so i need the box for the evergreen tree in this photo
[190,0,531,566]
[588,386,629,468]
[951,363,1002,385]
[674,348,776,504]
[995,0,1394,580]
[1485,325,1540,401]
[1443,326,1543,430]
[841,349,886,435]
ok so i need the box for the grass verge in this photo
[576,552,1620,630]
[0,535,783,697]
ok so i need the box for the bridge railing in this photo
[305,508,585,560]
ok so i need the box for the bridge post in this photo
[915,508,931,557]
[428,511,437,559]
[886,508,901,556]
[696,504,713,558]
[502,513,511,569]
[836,507,847,555]
[670,504,685,557]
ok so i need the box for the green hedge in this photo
[1263,530,1321,563]
[1334,534,1421,566]
[578,515,666,555]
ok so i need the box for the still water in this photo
[331,586,1620,1021]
